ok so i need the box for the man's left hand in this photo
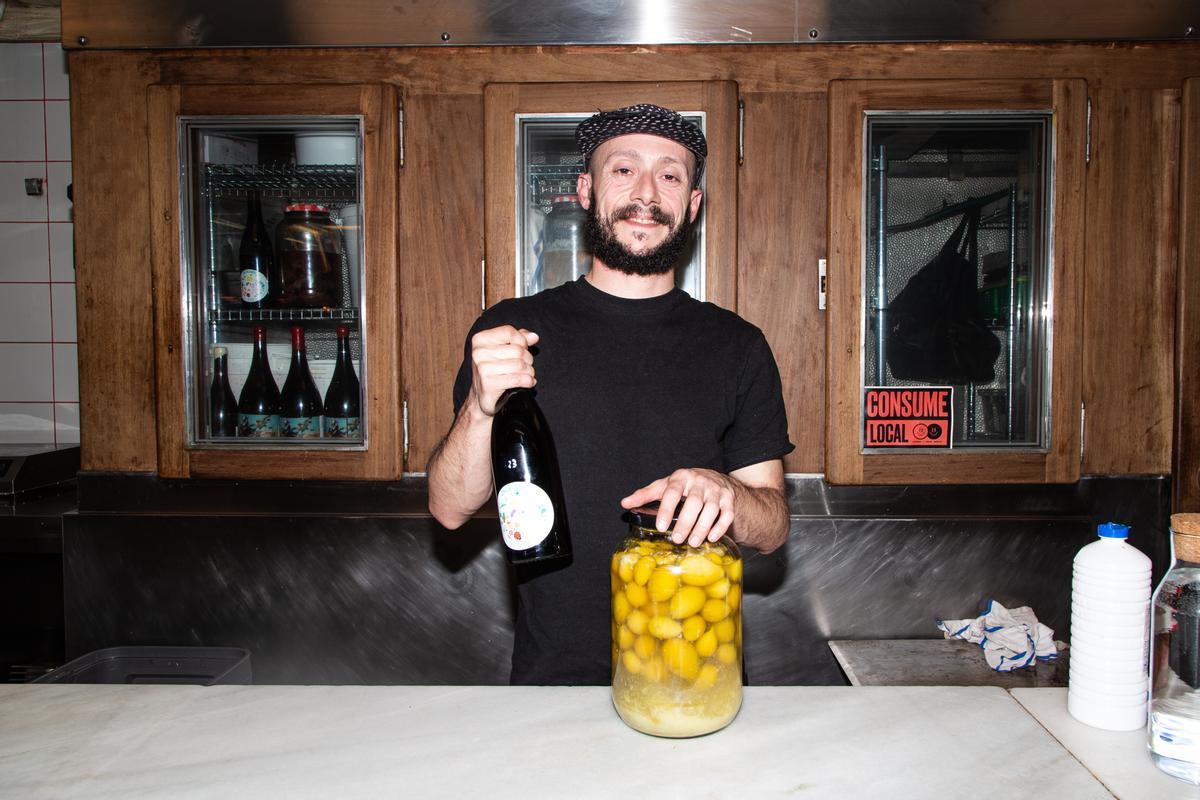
[620,468,738,548]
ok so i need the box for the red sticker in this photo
[863,387,953,448]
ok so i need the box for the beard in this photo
[583,192,694,277]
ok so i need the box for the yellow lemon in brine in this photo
[679,554,723,586]
[633,556,655,586]
[643,654,666,682]
[617,552,638,583]
[618,625,634,651]
[622,650,643,675]
[695,628,718,657]
[694,663,720,690]
[726,558,743,582]
[624,581,649,608]
[701,598,730,623]
[681,615,707,642]
[706,578,730,599]
[647,568,679,602]
[648,615,683,640]
[625,609,648,636]
[662,638,701,681]
[634,633,657,661]
[727,584,742,611]
[716,642,738,665]
[669,586,707,619]
[714,617,736,643]
[613,591,631,624]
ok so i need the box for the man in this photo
[428,104,793,685]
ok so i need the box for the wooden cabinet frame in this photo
[1176,77,1200,511]
[482,81,739,310]
[826,78,1088,484]
[146,83,401,479]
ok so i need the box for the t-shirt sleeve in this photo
[722,330,795,473]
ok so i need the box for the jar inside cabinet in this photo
[180,120,366,448]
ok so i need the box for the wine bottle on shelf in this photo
[237,325,281,437]
[209,346,238,438]
[239,190,276,308]
[323,325,361,438]
[490,388,572,565]
[279,325,323,438]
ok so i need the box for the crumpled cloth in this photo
[937,599,1058,672]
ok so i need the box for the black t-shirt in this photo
[452,277,794,685]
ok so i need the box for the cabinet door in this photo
[147,83,400,479]
[826,79,1087,484]
[483,81,738,309]
[1177,77,1200,511]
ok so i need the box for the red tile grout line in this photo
[40,43,58,447]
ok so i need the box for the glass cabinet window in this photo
[864,113,1052,449]
[180,118,366,448]
[515,113,707,299]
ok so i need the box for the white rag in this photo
[937,599,1058,672]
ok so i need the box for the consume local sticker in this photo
[863,387,953,448]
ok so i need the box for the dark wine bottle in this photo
[209,346,238,437]
[239,190,276,308]
[490,388,572,564]
[279,325,323,438]
[323,325,361,438]
[237,325,281,437]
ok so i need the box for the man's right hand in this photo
[469,325,539,416]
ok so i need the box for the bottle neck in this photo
[213,354,228,379]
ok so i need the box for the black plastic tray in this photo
[34,646,252,685]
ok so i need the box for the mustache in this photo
[608,203,675,228]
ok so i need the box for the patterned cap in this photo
[576,104,707,182]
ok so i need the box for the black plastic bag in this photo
[885,208,1001,385]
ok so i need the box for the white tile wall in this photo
[0,42,77,445]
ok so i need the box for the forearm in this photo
[728,481,790,554]
[427,392,495,529]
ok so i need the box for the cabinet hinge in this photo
[1085,97,1092,166]
[398,102,405,169]
[402,397,410,469]
[1080,403,1086,462]
[818,258,827,311]
[480,259,486,311]
[737,97,745,167]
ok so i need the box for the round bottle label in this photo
[496,481,554,551]
[241,269,269,302]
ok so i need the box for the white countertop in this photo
[0,685,1120,799]
[1011,688,1197,800]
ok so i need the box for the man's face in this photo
[576,133,703,276]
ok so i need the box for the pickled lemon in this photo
[633,556,655,586]
[625,609,648,636]
[617,552,638,583]
[669,586,707,619]
[662,638,701,680]
[726,558,743,582]
[694,662,720,690]
[648,615,683,640]
[695,628,718,657]
[706,578,731,599]
[613,591,631,624]
[647,568,679,602]
[716,642,738,665]
[618,625,634,651]
[634,633,657,660]
[679,554,724,586]
[701,598,730,623]
[624,581,649,608]
[622,650,643,674]
[713,617,736,643]
[681,615,707,642]
[642,654,666,682]
[727,584,741,611]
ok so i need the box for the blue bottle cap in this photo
[1098,522,1130,539]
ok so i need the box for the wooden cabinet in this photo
[825,78,1088,484]
[146,82,402,479]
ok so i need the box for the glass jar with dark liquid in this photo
[275,203,344,308]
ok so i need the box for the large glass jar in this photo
[1150,513,1200,783]
[610,507,743,737]
[275,202,344,308]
